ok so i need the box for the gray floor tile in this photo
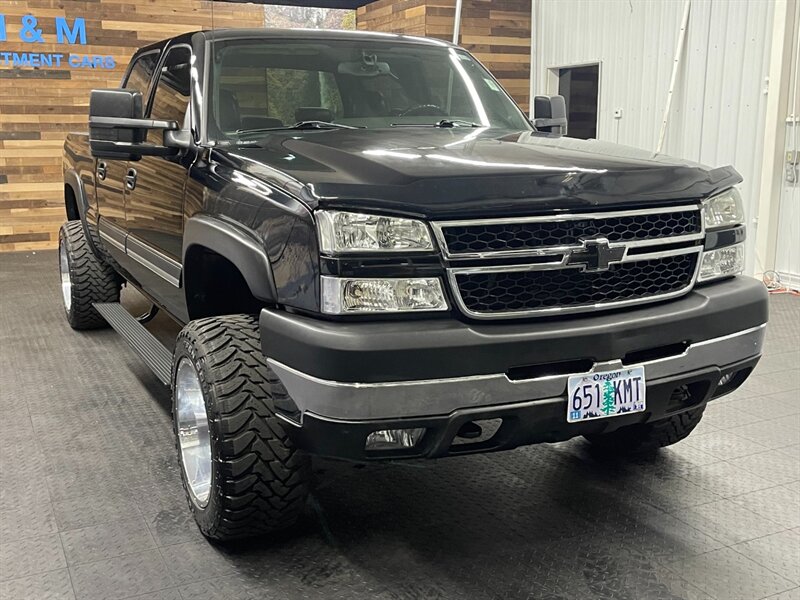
[728,449,800,485]
[52,494,141,532]
[765,588,800,600]
[729,416,800,450]
[730,484,800,529]
[0,502,59,543]
[681,460,776,498]
[682,428,770,460]
[0,533,67,581]
[672,499,787,545]
[68,549,173,600]
[122,589,183,600]
[60,517,156,566]
[158,541,237,586]
[0,569,76,600]
[666,547,795,600]
[733,530,800,585]
[2,247,800,600]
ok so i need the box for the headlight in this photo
[699,244,744,282]
[316,211,433,254]
[321,276,447,314]
[703,188,744,230]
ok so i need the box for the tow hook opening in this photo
[452,419,503,446]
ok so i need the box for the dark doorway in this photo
[557,64,599,139]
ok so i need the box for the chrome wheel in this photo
[175,358,212,508]
[59,238,72,312]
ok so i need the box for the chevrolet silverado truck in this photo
[60,29,768,541]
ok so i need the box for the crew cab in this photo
[60,28,768,541]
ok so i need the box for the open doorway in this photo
[555,64,600,139]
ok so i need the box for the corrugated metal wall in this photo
[533,0,775,274]
[774,5,800,288]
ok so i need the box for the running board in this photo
[93,302,172,386]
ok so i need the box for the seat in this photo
[295,107,333,123]
[217,89,242,132]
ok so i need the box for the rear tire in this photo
[583,405,706,455]
[172,314,310,542]
[58,221,120,330]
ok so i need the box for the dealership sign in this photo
[0,14,116,69]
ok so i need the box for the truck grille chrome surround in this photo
[432,205,704,319]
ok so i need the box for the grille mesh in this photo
[441,210,700,255]
[455,254,698,315]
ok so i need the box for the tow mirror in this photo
[533,95,568,135]
[89,89,181,161]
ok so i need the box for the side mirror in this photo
[89,89,181,161]
[533,95,568,135]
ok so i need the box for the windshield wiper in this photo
[391,119,482,128]
[236,121,363,136]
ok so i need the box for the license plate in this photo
[567,365,646,423]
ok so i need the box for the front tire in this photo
[172,314,310,542]
[58,221,120,329]
[583,405,706,455]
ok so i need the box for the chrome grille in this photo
[440,210,701,256]
[433,205,704,319]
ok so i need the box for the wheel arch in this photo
[182,215,278,319]
[64,169,104,259]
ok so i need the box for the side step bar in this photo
[94,302,172,386]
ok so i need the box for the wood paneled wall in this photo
[0,0,263,253]
[357,0,531,110]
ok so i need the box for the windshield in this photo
[207,37,531,141]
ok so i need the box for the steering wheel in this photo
[399,104,447,117]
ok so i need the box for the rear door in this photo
[95,49,160,258]
[123,45,193,315]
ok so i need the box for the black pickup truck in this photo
[61,28,768,541]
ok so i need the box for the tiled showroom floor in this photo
[1,250,798,600]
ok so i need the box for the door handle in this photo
[125,168,137,191]
[96,161,107,181]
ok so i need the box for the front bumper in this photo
[261,276,768,459]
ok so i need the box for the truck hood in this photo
[215,128,741,219]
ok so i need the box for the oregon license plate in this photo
[567,366,646,423]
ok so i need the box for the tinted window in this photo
[208,39,531,139]
[123,51,160,99]
[147,47,192,142]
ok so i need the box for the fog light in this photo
[718,372,735,387]
[699,244,744,282]
[365,428,425,451]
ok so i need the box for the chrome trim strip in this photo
[432,204,703,259]
[447,247,702,319]
[98,218,127,252]
[126,236,182,287]
[99,230,125,252]
[267,323,766,421]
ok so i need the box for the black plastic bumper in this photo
[260,276,768,460]
[261,277,768,383]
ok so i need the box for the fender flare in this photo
[182,214,278,303]
[64,169,89,219]
[64,169,102,258]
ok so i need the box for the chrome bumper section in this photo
[267,324,766,422]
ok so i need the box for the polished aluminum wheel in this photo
[59,238,72,312]
[175,358,212,508]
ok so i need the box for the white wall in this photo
[774,4,800,289]
[533,0,775,276]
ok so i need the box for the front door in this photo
[123,45,193,317]
[95,49,160,262]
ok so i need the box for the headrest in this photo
[294,107,333,123]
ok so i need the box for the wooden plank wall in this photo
[0,0,264,253]
[357,0,531,110]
